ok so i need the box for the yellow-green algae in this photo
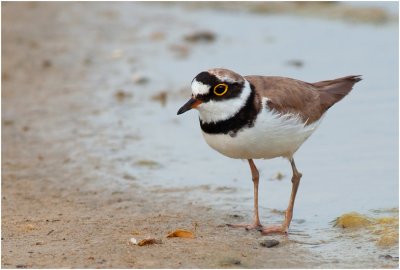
[334,209,399,247]
[334,212,373,228]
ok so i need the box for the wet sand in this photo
[2,2,398,268]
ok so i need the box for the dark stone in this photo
[260,239,280,248]
[220,258,241,266]
[379,254,398,261]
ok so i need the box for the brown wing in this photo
[244,75,361,124]
[245,76,323,124]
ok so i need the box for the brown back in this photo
[245,75,362,124]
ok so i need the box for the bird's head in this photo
[177,68,251,123]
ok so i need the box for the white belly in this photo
[202,110,323,160]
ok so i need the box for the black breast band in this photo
[199,86,259,137]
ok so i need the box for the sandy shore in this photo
[1,85,319,268]
[1,3,320,268]
[2,2,398,268]
[2,155,320,268]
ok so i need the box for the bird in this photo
[177,68,361,235]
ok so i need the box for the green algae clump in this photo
[333,209,399,248]
[334,212,373,228]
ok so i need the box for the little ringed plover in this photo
[177,68,361,235]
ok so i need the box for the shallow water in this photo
[70,2,399,266]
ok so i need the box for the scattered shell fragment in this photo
[130,237,162,246]
[17,223,37,233]
[138,238,162,246]
[167,229,195,239]
[129,237,138,245]
[24,224,36,231]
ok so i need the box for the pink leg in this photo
[260,158,302,235]
[227,159,262,230]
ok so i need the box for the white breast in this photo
[202,99,323,160]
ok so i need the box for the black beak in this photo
[177,98,202,115]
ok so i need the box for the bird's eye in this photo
[213,83,228,96]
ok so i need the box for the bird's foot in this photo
[259,224,288,235]
[226,223,263,231]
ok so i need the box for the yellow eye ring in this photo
[213,83,228,96]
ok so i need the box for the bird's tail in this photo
[313,75,362,112]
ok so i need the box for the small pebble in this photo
[131,73,149,84]
[151,91,168,107]
[260,239,280,248]
[114,90,132,102]
[271,172,285,180]
[286,59,304,68]
[379,254,398,260]
[293,219,306,224]
[42,59,52,68]
[3,120,14,126]
[220,258,241,266]
[2,71,10,81]
[184,30,216,43]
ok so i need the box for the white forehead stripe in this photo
[191,79,210,96]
